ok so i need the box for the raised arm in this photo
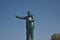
[16,16,27,20]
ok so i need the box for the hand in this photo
[16,16,18,18]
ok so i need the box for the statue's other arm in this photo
[16,16,27,20]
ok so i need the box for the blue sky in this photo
[0,0,60,40]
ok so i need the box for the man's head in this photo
[27,10,32,16]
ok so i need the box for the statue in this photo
[16,10,34,40]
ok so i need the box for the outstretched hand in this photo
[16,16,18,18]
[16,16,20,18]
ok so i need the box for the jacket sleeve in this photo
[16,16,27,20]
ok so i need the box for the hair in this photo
[27,10,31,16]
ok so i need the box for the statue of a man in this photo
[16,10,34,40]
